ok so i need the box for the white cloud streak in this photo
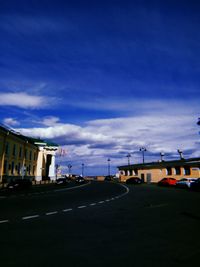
[3,117,20,126]
[0,92,54,109]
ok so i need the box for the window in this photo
[184,166,191,175]
[11,162,15,175]
[19,147,22,158]
[12,144,17,157]
[18,163,21,175]
[5,142,9,155]
[166,167,172,175]
[3,160,7,174]
[134,169,138,175]
[33,166,35,175]
[175,167,181,175]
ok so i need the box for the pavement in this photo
[0,182,200,267]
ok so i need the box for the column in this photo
[48,154,56,180]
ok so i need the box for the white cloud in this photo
[41,116,61,126]
[3,117,20,126]
[14,98,200,175]
[0,92,53,109]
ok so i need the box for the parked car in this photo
[157,178,177,186]
[126,177,142,184]
[7,179,32,190]
[55,178,68,185]
[190,178,200,191]
[176,178,198,188]
[104,176,112,181]
[75,176,85,184]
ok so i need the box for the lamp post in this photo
[55,164,59,179]
[81,163,84,177]
[126,153,131,165]
[139,147,147,164]
[107,158,111,177]
[68,164,72,177]
[177,149,183,160]
[160,152,165,161]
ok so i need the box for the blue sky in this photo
[0,0,200,175]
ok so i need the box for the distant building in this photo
[118,157,200,183]
[0,125,58,183]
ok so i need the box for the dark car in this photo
[7,179,32,190]
[55,178,68,185]
[126,177,142,184]
[157,177,177,186]
[190,178,200,191]
[104,176,112,181]
[75,176,85,184]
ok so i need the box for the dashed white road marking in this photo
[22,215,39,220]
[0,183,130,224]
[46,211,58,216]
[0,220,9,224]
[63,208,73,212]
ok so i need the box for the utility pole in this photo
[107,158,111,177]
[126,153,131,165]
[139,147,147,164]
[81,163,84,177]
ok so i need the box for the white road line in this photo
[63,208,73,212]
[105,199,110,202]
[78,205,87,209]
[98,201,104,204]
[90,203,96,206]
[54,181,91,192]
[46,211,58,216]
[22,215,39,220]
[0,196,6,199]
[0,220,9,224]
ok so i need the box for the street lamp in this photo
[160,152,165,161]
[68,164,72,177]
[177,149,184,160]
[126,153,131,165]
[139,147,147,164]
[55,164,59,179]
[81,163,84,177]
[107,158,111,177]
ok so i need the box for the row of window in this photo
[122,166,192,176]
[5,142,37,161]
[3,160,35,176]
[166,166,190,175]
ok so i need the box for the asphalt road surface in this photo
[0,181,200,267]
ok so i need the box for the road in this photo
[0,181,200,267]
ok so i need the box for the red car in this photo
[157,178,177,186]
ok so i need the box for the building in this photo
[118,157,200,183]
[0,125,58,183]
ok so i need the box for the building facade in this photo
[0,125,58,183]
[118,158,200,183]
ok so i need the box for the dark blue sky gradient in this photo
[0,0,199,174]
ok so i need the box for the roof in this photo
[118,157,200,170]
[0,124,58,147]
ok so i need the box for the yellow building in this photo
[0,125,58,183]
[118,158,200,183]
